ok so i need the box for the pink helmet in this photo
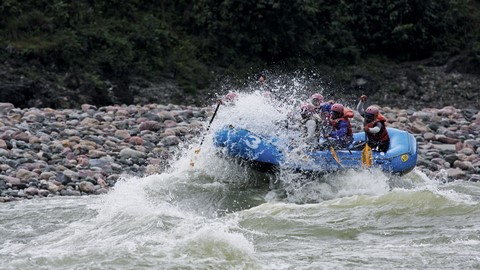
[300,103,314,117]
[331,103,344,113]
[311,93,324,102]
[365,106,379,116]
[224,92,238,102]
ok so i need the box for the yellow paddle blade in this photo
[361,143,373,167]
[194,148,201,154]
[329,146,342,167]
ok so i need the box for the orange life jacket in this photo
[329,107,353,135]
[365,113,389,142]
[331,116,353,137]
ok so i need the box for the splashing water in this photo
[178,76,451,202]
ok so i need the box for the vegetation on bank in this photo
[0,0,479,107]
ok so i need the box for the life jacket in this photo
[365,113,389,142]
[330,116,353,137]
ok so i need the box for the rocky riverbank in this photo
[0,103,208,202]
[0,102,479,202]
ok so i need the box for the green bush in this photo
[0,0,478,93]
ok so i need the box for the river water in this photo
[1,90,480,269]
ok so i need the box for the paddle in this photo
[361,101,373,167]
[195,102,220,153]
[190,103,221,166]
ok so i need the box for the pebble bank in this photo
[0,102,479,202]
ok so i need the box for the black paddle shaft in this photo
[198,103,221,147]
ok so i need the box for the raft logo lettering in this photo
[401,154,409,162]
[245,135,261,149]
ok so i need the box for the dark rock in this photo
[28,179,39,188]
[3,190,19,197]
[427,123,440,132]
[444,154,459,165]
[462,108,478,121]
[0,180,6,190]
[417,158,439,171]
[60,189,81,196]
[435,135,460,144]
[83,135,105,145]
[56,173,72,185]
[468,175,480,182]
[139,121,162,131]
[142,112,161,122]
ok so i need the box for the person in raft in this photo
[310,93,334,125]
[356,95,390,152]
[320,103,354,149]
[298,103,320,145]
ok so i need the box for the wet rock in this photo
[38,189,50,197]
[469,175,480,182]
[4,176,22,186]
[139,121,162,131]
[0,103,15,113]
[0,139,7,149]
[0,149,10,157]
[423,132,435,141]
[444,154,459,165]
[0,164,11,172]
[40,172,56,180]
[164,120,177,128]
[60,189,81,196]
[95,188,109,195]
[88,150,107,158]
[158,111,176,122]
[47,182,60,193]
[24,187,38,195]
[0,180,6,190]
[119,148,146,159]
[427,123,440,132]
[159,135,181,146]
[12,132,30,142]
[458,148,474,156]
[79,181,95,193]
[447,168,466,179]
[410,121,429,134]
[453,160,474,171]
[435,135,460,144]
[129,136,144,145]
[16,168,32,182]
[56,173,72,185]
[416,158,439,171]
[114,130,131,141]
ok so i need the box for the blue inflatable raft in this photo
[213,126,417,175]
